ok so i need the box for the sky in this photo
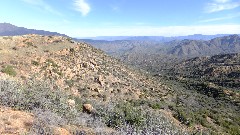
[0,0,240,37]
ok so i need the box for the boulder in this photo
[67,99,75,108]
[83,104,93,114]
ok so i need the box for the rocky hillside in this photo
[0,34,170,101]
[0,23,67,37]
[0,34,189,134]
[171,53,240,101]
[81,35,240,134]
[161,53,240,135]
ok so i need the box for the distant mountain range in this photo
[79,34,238,42]
[82,35,240,76]
[0,23,68,37]
[167,34,240,57]
[82,34,240,58]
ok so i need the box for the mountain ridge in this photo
[0,23,68,37]
[78,34,239,42]
[81,35,240,59]
[169,34,240,57]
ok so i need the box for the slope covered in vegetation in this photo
[0,35,188,134]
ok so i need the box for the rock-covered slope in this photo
[0,34,188,134]
[163,53,240,135]
[171,53,240,101]
[84,34,240,134]
[0,34,169,101]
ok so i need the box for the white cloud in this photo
[74,0,91,16]
[205,0,240,13]
[21,0,61,15]
[214,0,231,3]
[199,12,240,23]
[66,25,240,37]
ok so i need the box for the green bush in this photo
[46,59,58,67]
[101,102,144,128]
[65,79,74,87]
[1,65,17,76]
[149,102,162,109]
[26,42,33,47]
[173,107,192,126]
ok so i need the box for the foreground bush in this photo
[0,77,187,134]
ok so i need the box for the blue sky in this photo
[0,0,240,37]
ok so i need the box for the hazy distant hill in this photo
[0,23,68,37]
[78,39,164,55]
[83,35,240,75]
[80,34,234,41]
[81,35,240,59]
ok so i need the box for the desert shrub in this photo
[0,78,108,134]
[26,42,33,47]
[1,65,17,77]
[46,59,58,67]
[129,99,166,110]
[149,102,163,109]
[66,37,72,41]
[228,125,240,135]
[12,47,18,50]
[173,107,192,126]
[0,78,188,134]
[74,96,83,111]
[107,102,144,128]
[65,79,74,87]
[3,36,13,40]
[0,78,75,118]
[94,101,187,134]
[31,60,39,66]
[70,48,75,52]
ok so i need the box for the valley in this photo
[1,0,240,134]
[81,35,240,134]
[0,24,239,135]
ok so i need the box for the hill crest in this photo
[0,23,67,37]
